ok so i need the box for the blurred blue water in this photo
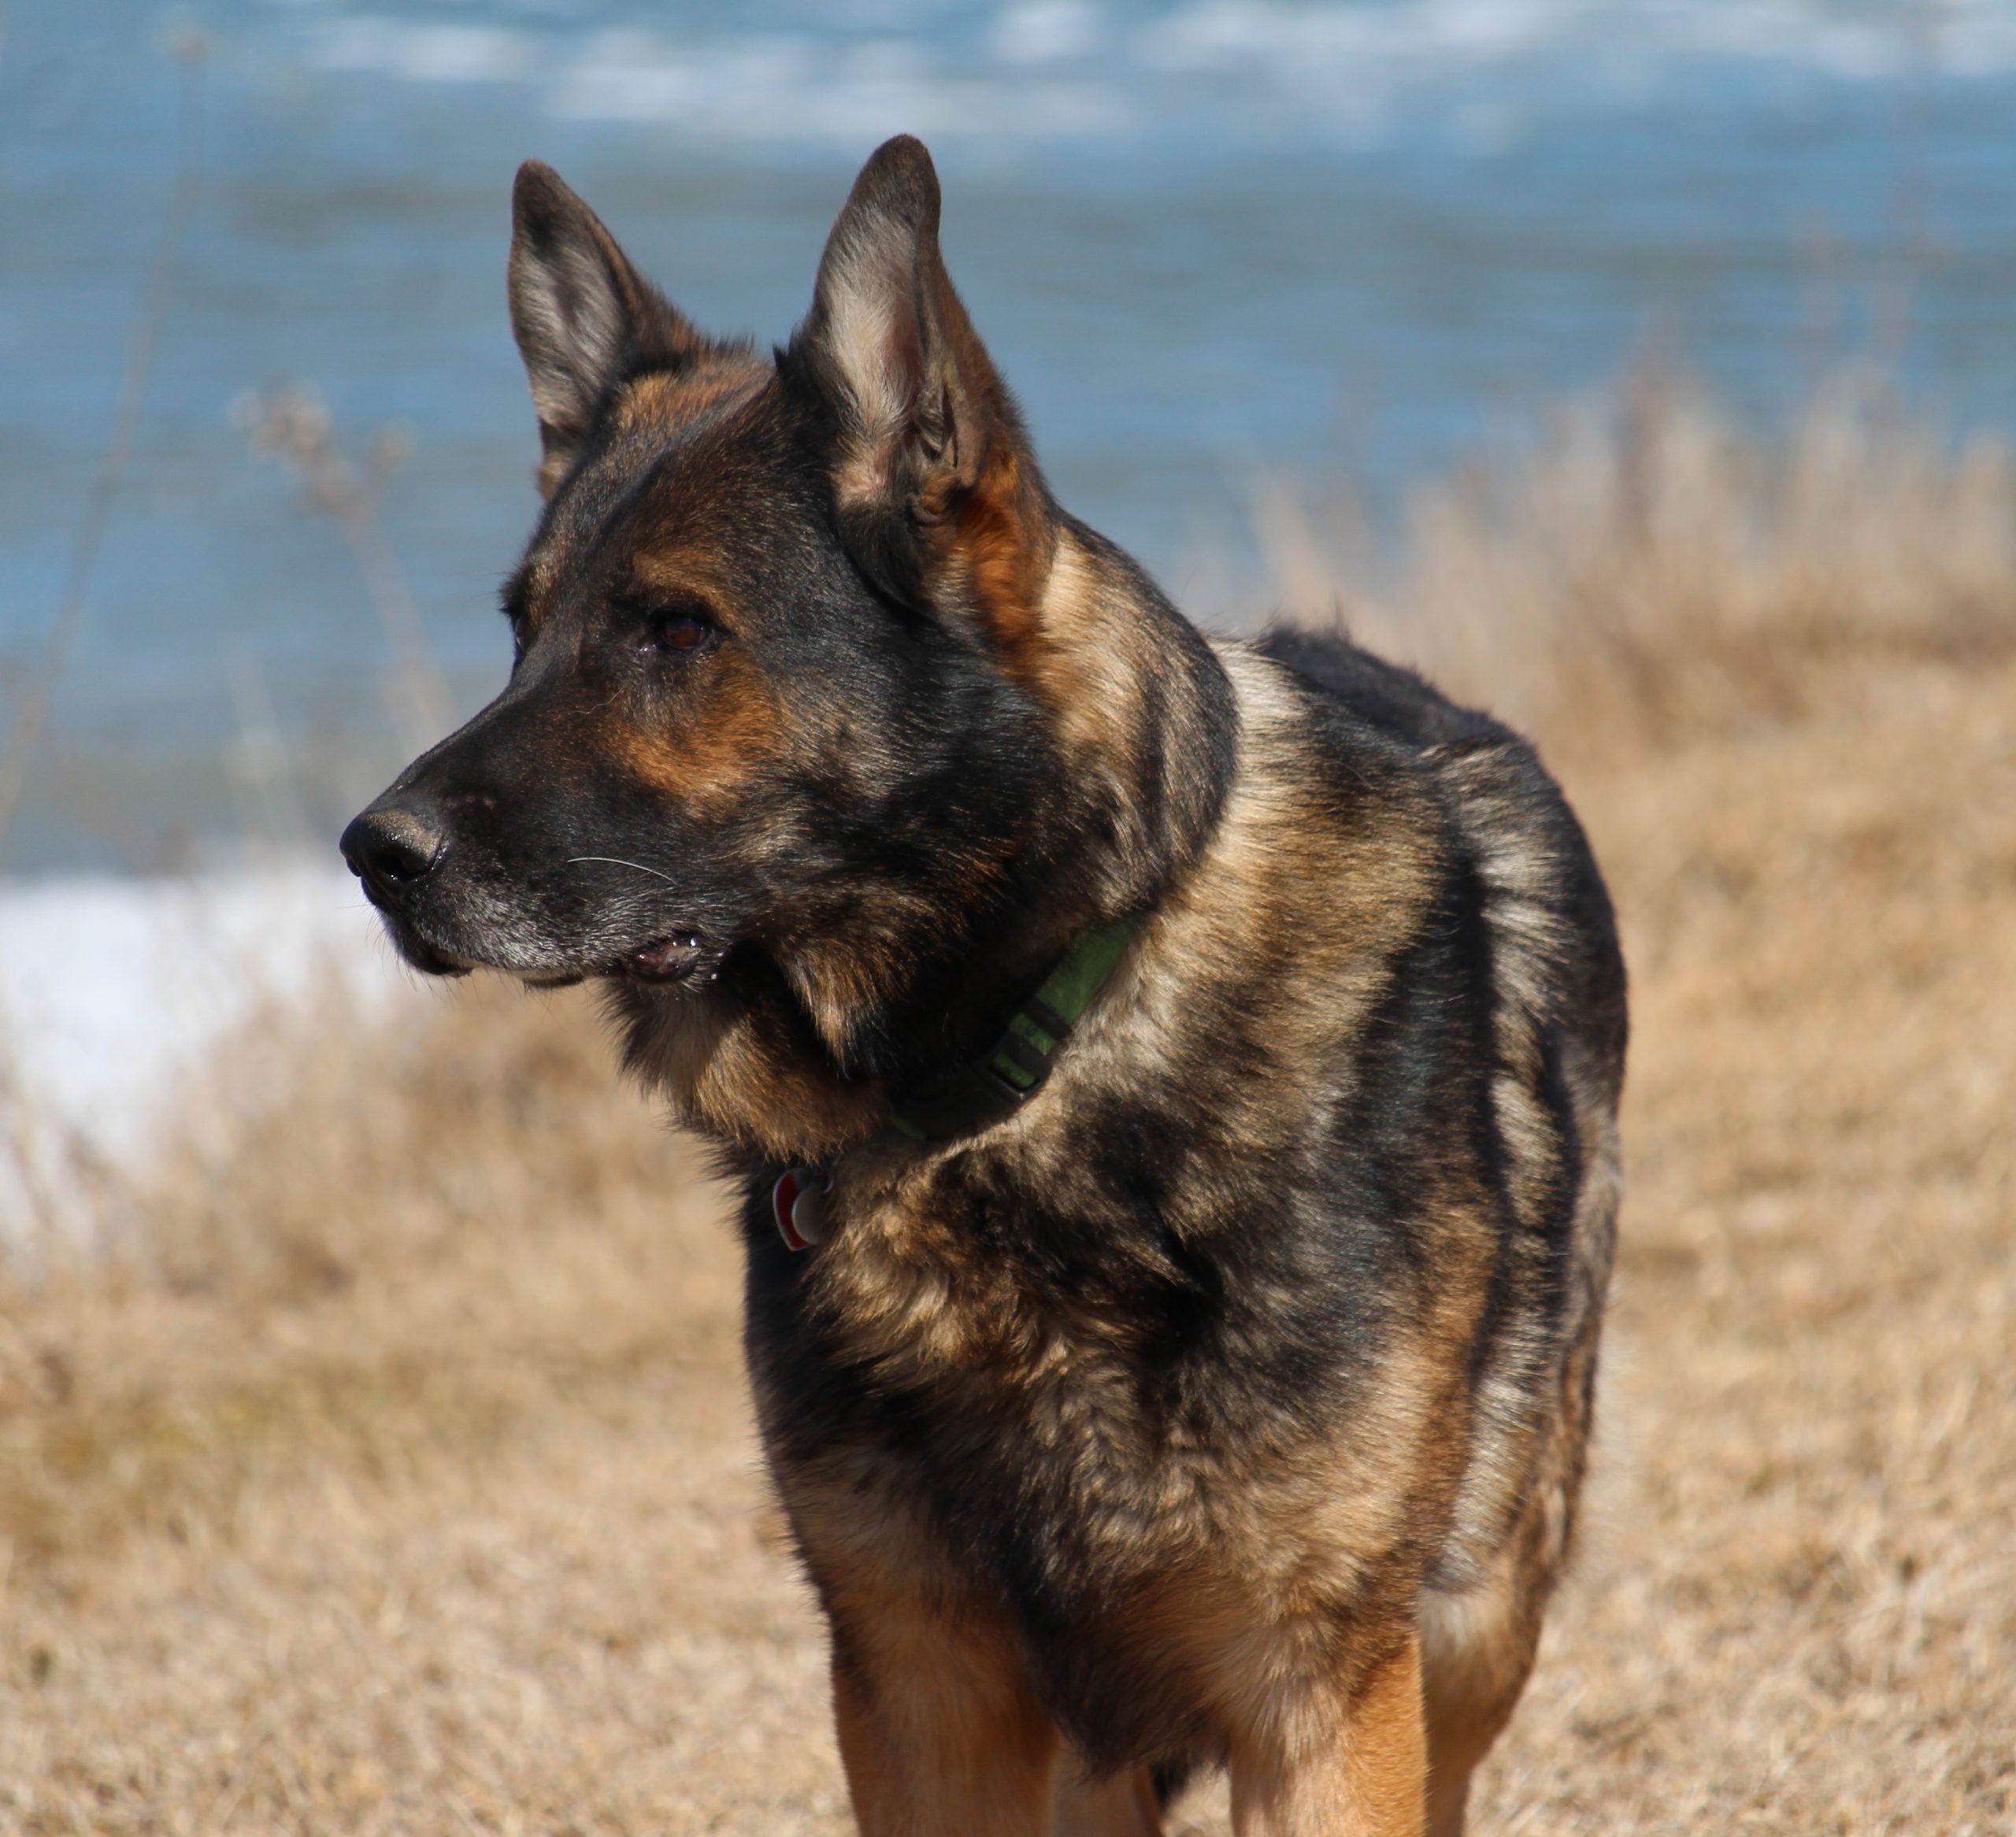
[4,0,2014,872]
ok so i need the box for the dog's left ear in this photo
[788,136,1053,633]
[509,161,705,495]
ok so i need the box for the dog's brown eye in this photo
[647,605,718,656]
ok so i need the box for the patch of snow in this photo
[0,861,408,1172]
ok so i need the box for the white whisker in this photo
[567,855,678,884]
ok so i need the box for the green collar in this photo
[884,913,1141,1144]
[769,914,1143,1249]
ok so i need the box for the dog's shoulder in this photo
[1240,621,1626,1082]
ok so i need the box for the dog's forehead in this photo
[610,357,770,447]
[522,354,778,609]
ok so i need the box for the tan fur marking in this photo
[829,1602,1060,1837]
[612,362,765,443]
[516,546,565,636]
[534,446,573,499]
[1227,1631,1426,1837]
[622,987,884,1162]
[951,444,1054,665]
[1028,535,1153,795]
[687,1009,884,1161]
[608,641,783,816]
[1418,1568,1538,1837]
[782,1452,1064,1837]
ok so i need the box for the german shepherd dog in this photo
[342,138,1626,1836]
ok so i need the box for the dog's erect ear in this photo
[508,161,700,494]
[788,136,1053,634]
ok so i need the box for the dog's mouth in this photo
[619,933,712,984]
[521,935,717,992]
[451,932,720,991]
[377,911,716,992]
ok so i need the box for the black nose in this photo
[340,806,445,906]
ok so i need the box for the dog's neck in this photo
[831,523,1237,1086]
[610,523,1240,1167]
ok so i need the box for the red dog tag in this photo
[772,1167,828,1251]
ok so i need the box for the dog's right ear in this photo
[784,137,1054,633]
[508,161,700,494]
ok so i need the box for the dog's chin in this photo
[390,927,473,979]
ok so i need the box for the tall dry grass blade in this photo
[233,385,456,757]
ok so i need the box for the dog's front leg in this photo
[827,1594,1062,1836]
[1051,1760,1165,1836]
[1226,1631,1427,1837]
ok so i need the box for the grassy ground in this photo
[3,377,2012,1834]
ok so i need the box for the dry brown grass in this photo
[4,373,2013,1834]
[1258,365,2016,765]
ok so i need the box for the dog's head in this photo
[343,137,1227,1148]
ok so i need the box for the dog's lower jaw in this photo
[390,928,473,978]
